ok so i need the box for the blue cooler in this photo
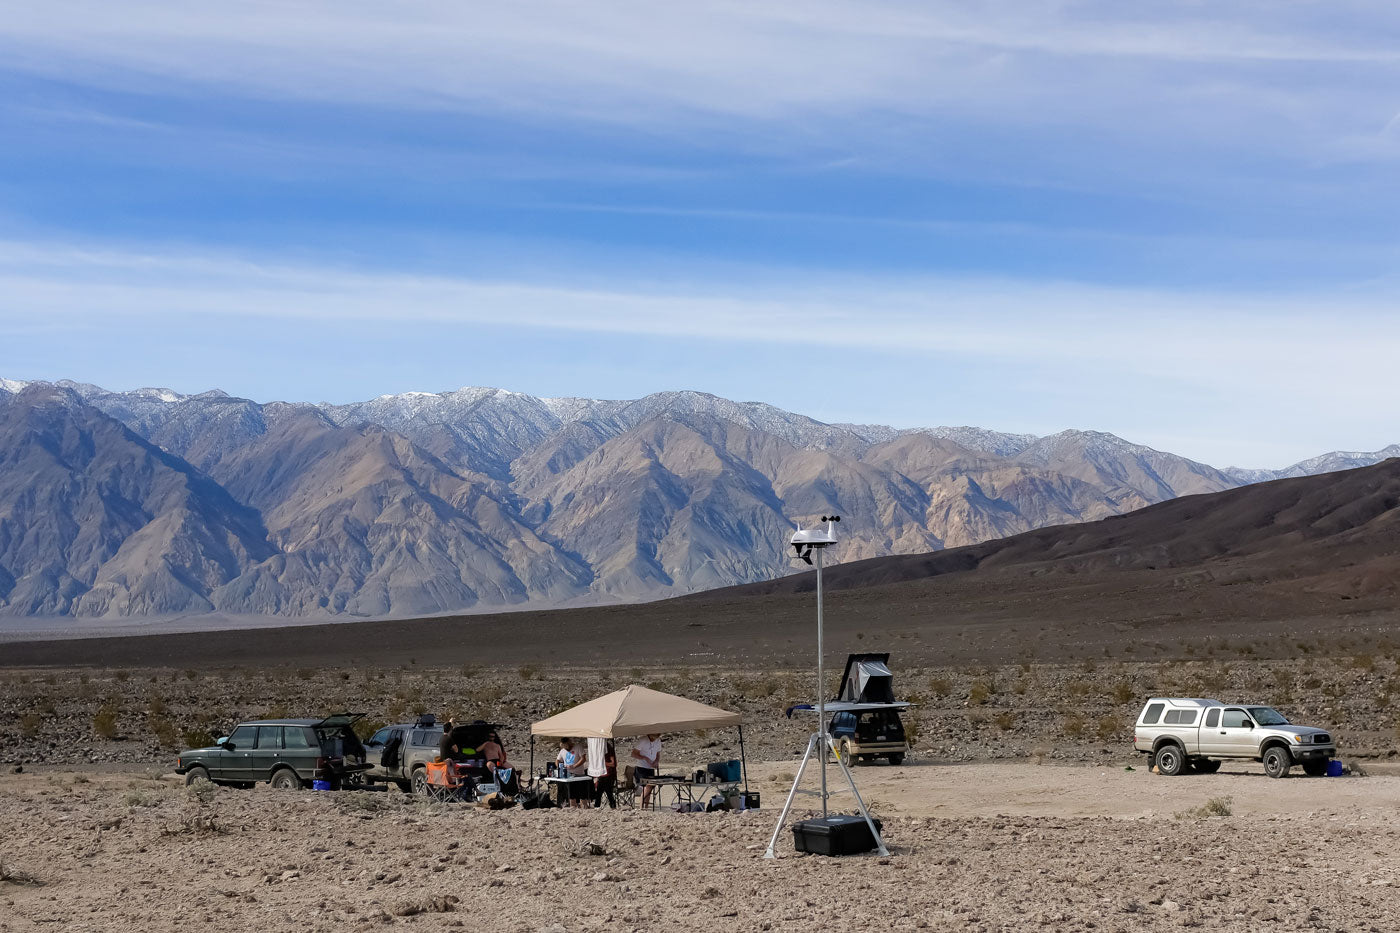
[1326,760,1345,777]
[312,779,332,791]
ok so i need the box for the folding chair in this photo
[423,760,470,802]
[617,765,638,808]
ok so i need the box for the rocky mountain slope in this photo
[0,377,1392,619]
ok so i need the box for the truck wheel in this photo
[887,753,905,766]
[1154,744,1186,776]
[183,765,211,786]
[1302,759,1328,777]
[1194,759,1222,774]
[1263,746,1292,779]
[269,767,303,790]
[411,767,428,796]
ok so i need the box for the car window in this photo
[227,725,257,747]
[256,726,284,749]
[411,729,438,746]
[284,728,312,749]
[1248,707,1289,726]
[1141,703,1164,725]
[367,727,392,747]
[1163,709,1197,725]
[1222,709,1251,728]
[1205,709,1220,728]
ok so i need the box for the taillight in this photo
[315,756,328,775]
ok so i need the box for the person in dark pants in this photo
[592,741,618,809]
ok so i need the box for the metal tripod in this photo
[763,544,889,858]
[762,729,889,858]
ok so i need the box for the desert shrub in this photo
[519,664,541,680]
[114,670,129,682]
[150,717,180,749]
[1112,682,1136,705]
[147,694,167,716]
[93,706,120,740]
[1176,796,1232,820]
[903,717,921,747]
[1095,715,1122,743]
[355,718,385,741]
[184,669,199,681]
[1065,679,1091,699]
[122,789,162,808]
[993,711,1015,732]
[181,728,215,749]
[1352,654,1376,671]
[19,712,41,739]
[968,680,993,705]
[1063,715,1086,738]
[186,776,216,806]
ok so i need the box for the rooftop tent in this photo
[531,684,741,739]
[836,653,896,704]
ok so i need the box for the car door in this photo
[1213,708,1258,757]
[250,726,285,781]
[1197,708,1224,755]
[219,725,258,782]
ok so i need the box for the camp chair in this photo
[423,760,469,802]
[617,765,637,808]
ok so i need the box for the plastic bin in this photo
[793,815,883,856]
[312,779,332,791]
[1327,760,1345,777]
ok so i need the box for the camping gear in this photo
[528,684,747,792]
[793,815,884,856]
[1327,760,1345,777]
[707,759,741,782]
[312,779,332,791]
[837,654,896,703]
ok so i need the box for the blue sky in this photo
[2,2,1399,467]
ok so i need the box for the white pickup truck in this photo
[1133,697,1336,778]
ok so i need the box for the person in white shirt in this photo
[631,733,662,808]
[555,738,589,808]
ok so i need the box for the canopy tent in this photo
[529,684,748,792]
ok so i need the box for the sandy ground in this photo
[4,761,1400,933]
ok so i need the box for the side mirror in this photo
[222,741,236,750]
[1244,721,1254,730]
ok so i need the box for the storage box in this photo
[792,815,883,856]
[740,791,760,810]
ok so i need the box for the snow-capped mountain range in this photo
[0,377,1393,620]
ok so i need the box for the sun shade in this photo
[530,684,741,739]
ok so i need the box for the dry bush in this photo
[1175,796,1232,820]
[19,712,41,739]
[181,728,215,749]
[1095,715,1122,743]
[92,706,120,740]
[122,789,162,808]
[1112,682,1136,705]
[518,664,541,680]
[1063,715,1086,738]
[928,677,951,697]
[993,711,1015,732]
[150,717,180,749]
[968,680,993,706]
[0,857,43,886]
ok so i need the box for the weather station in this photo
[765,516,899,858]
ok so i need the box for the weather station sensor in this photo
[765,514,891,858]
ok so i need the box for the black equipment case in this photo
[792,815,883,856]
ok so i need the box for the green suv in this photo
[176,713,367,789]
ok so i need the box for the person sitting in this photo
[479,731,507,771]
[631,733,662,809]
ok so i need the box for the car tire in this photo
[888,753,905,765]
[183,765,211,786]
[411,767,428,796]
[1154,744,1186,776]
[1263,746,1292,779]
[269,767,303,790]
[1194,759,1222,774]
[837,740,854,765]
[1302,759,1328,777]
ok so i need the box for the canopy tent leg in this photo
[738,724,749,794]
[529,735,535,786]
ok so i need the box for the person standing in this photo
[631,733,662,809]
[555,738,589,808]
[589,738,617,809]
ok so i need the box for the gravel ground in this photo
[3,763,1400,932]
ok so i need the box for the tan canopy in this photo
[530,684,742,739]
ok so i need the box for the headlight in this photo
[1291,735,1303,743]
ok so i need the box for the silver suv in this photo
[1133,697,1336,778]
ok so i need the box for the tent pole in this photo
[738,724,749,793]
[529,735,535,786]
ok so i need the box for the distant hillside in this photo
[0,377,1390,619]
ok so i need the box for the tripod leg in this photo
[827,734,890,857]
[763,733,819,859]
